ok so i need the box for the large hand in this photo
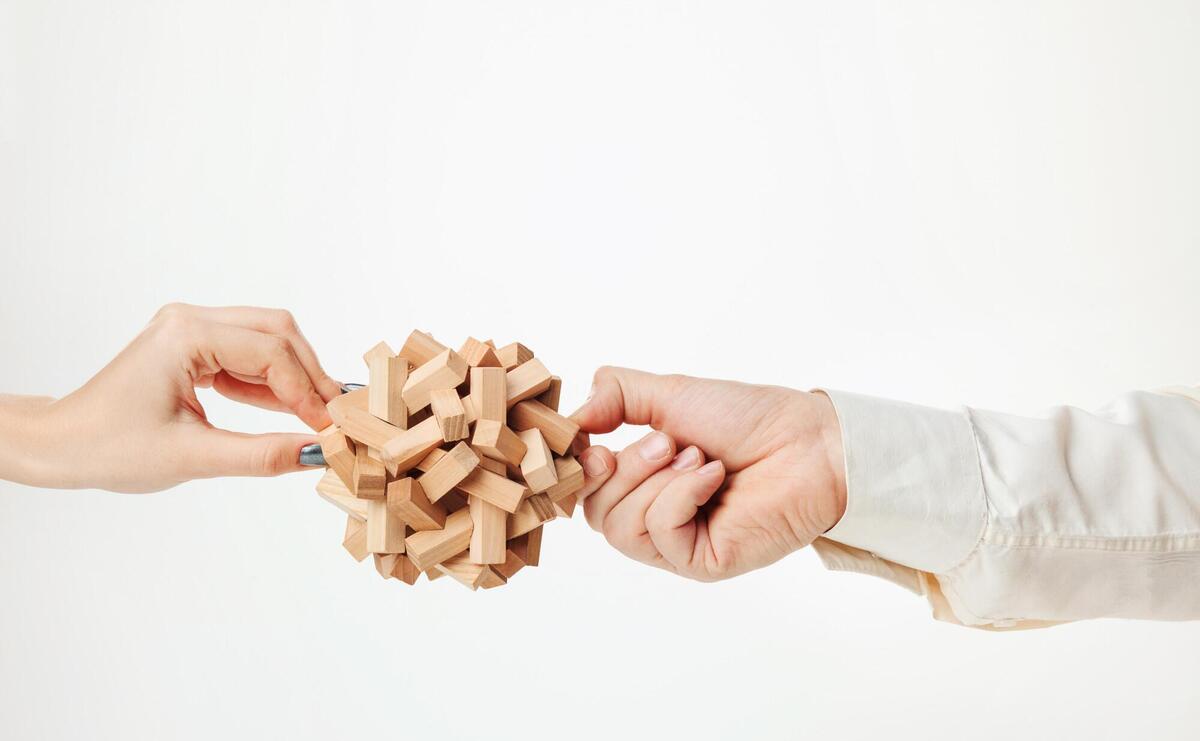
[0,303,342,493]
[571,367,847,581]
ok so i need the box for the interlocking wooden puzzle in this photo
[311,331,584,589]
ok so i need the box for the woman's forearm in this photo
[0,394,57,486]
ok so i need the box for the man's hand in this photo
[2,303,342,493]
[571,367,847,581]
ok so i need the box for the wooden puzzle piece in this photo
[516,427,558,493]
[469,495,507,565]
[429,388,468,442]
[510,400,580,455]
[387,477,446,531]
[405,508,472,570]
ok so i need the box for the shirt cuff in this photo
[817,389,987,574]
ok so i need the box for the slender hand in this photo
[571,367,847,581]
[0,303,342,493]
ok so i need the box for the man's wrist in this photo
[811,390,848,531]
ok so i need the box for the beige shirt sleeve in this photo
[811,386,1200,629]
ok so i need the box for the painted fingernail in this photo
[639,432,671,461]
[582,450,609,477]
[298,443,326,466]
[671,446,701,470]
[697,460,723,476]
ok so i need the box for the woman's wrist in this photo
[0,394,59,486]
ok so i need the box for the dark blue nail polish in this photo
[299,443,326,466]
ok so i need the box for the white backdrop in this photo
[2,2,1199,739]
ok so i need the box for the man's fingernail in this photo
[671,446,701,470]
[582,450,609,477]
[697,460,722,476]
[638,432,671,461]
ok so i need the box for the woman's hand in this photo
[0,303,342,493]
[571,367,847,581]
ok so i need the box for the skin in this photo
[570,367,848,582]
[0,303,341,493]
[0,310,848,584]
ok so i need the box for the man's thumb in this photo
[570,366,678,434]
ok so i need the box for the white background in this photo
[2,1,1199,739]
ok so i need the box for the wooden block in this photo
[417,442,479,502]
[327,387,369,427]
[366,499,406,554]
[495,342,533,370]
[553,492,577,518]
[362,340,394,367]
[353,444,386,500]
[429,388,468,442]
[424,566,446,582]
[492,549,526,579]
[374,553,399,579]
[415,447,445,472]
[472,420,527,467]
[318,425,356,489]
[402,349,468,412]
[458,337,502,368]
[342,515,369,562]
[506,358,553,408]
[456,466,527,513]
[507,493,555,538]
[405,508,472,570]
[546,455,585,501]
[510,400,580,455]
[340,407,406,452]
[390,553,421,585]
[510,526,542,566]
[571,431,592,457]
[473,452,507,476]
[316,469,367,520]
[398,330,447,368]
[469,495,507,564]
[517,428,558,493]
[380,415,445,476]
[537,376,562,412]
[469,367,506,424]
[478,567,507,589]
[369,352,408,428]
[387,477,446,531]
[526,525,544,566]
[434,552,487,590]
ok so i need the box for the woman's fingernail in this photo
[638,432,671,461]
[697,460,723,476]
[671,446,701,470]
[298,443,325,466]
[582,450,609,477]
